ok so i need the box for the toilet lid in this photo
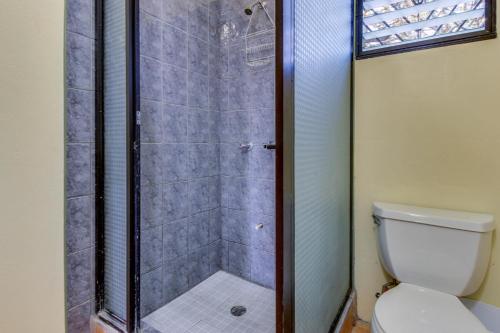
[374,283,489,333]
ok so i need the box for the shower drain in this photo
[230,305,247,317]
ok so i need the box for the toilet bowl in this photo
[371,202,495,333]
[371,284,489,333]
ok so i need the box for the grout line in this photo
[66,299,93,313]
[67,29,97,42]
[66,244,95,257]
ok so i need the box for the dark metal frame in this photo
[356,0,497,59]
[128,0,141,330]
[95,0,104,319]
[276,0,296,331]
[95,0,141,331]
[276,0,354,331]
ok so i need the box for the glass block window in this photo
[357,0,496,57]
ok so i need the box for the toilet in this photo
[371,202,495,333]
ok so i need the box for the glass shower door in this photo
[293,0,352,331]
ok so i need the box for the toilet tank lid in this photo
[373,202,495,232]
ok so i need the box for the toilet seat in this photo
[372,283,489,333]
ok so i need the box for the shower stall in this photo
[137,0,277,331]
[90,0,352,332]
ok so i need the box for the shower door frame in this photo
[275,0,294,331]
[94,0,141,331]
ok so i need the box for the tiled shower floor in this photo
[142,271,275,333]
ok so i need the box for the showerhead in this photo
[244,1,266,15]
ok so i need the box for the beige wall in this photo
[0,1,66,331]
[354,22,500,320]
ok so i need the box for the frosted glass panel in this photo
[103,0,128,319]
[294,0,352,331]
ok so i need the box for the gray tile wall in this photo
[211,0,276,290]
[139,0,276,318]
[66,0,96,332]
[139,0,223,317]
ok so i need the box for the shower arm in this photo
[244,1,264,15]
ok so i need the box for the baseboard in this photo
[462,298,500,333]
[333,291,356,333]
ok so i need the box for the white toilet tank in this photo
[373,202,495,296]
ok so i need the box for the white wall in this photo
[0,1,66,331]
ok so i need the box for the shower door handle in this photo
[263,143,276,150]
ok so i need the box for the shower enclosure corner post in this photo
[95,0,105,317]
[126,0,141,331]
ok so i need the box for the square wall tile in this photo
[188,211,210,251]
[250,108,275,143]
[163,219,188,260]
[227,242,251,280]
[222,208,249,245]
[250,178,275,216]
[66,248,92,308]
[163,256,190,302]
[141,144,163,186]
[188,246,211,286]
[221,176,250,210]
[141,99,163,143]
[140,11,162,60]
[209,76,228,111]
[67,0,94,38]
[251,249,275,288]
[67,32,93,90]
[249,148,275,180]
[66,89,94,143]
[188,2,209,40]
[164,104,188,143]
[189,36,209,75]
[189,177,220,214]
[140,267,163,316]
[141,226,163,273]
[163,181,189,222]
[141,184,163,229]
[163,64,188,105]
[162,0,189,30]
[163,144,189,182]
[141,56,163,101]
[188,110,210,143]
[209,208,222,243]
[219,111,250,143]
[251,213,275,253]
[188,72,209,109]
[220,143,249,177]
[67,301,91,333]
[162,24,188,68]
[66,196,92,253]
[189,143,220,178]
[66,144,91,197]
[140,0,162,18]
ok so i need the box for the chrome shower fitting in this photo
[244,1,266,16]
[239,142,254,151]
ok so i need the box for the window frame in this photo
[356,0,497,59]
